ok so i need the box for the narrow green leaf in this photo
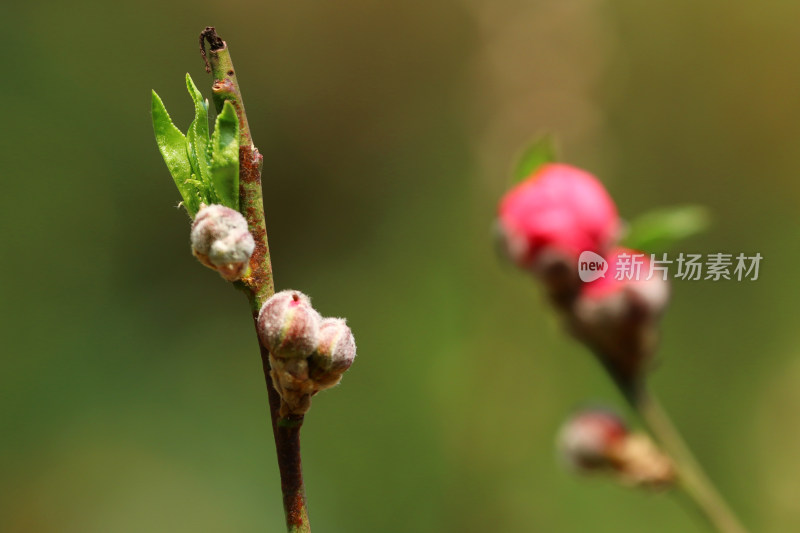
[622,205,711,253]
[151,90,200,216]
[512,135,558,184]
[209,100,240,210]
[185,74,216,205]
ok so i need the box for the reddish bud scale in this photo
[270,356,316,417]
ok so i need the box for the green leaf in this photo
[622,205,711,253]
[185,74,216,205]
[209,100,240,210]
[151,90,200,216]
[512,135,558,184]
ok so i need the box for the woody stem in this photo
[633,389,749,533]
[200,26,311,533]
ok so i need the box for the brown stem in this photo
[201,27,311,533]
[276,415,310,529]
[260,340,311,532]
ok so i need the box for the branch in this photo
[634,390,749,533]
[556,284,749,533]
[200,26,311,533]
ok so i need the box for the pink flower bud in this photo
[191,204,255,281]
[571,248,670,387]
[558,409,674,487]
[580,248,670,313]
[558,409,628,471]
[497,164,621,270]
[257,290,321,358]
[309,318,356,388]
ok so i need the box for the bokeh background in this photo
[2,0,799,531]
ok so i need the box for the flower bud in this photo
[257,290,321,358]
[579,248,670,315]
[559,409,628,472]
[558,409,674,488]
[309,318,357,388]
[191,204,255,281]
[571,248,669,388]
[497,164,621,272]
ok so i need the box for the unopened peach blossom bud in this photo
[578,248,670,316]
[309,318,356,388]
[190,204,255,281]
[497,164,621,272]
[559,409,628,472]
[257,290,321,358]
[558,409,674,488]
[571,248,670,388]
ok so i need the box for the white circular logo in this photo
[578,251,608,282]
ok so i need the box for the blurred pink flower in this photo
[580,248,669,312]
[572,248,670,387]
[559,409,628,471]
[498,163,620,269]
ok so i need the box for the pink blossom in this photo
[580,248,669,312]
[498,164,620,269]
[571,248,670,386]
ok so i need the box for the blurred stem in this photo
[200,27,311,533]
[632,390,749,533]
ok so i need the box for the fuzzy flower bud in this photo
[191,204,255,281]
[571,248,670,387]
[497,164,621,272]
[257,290,321,358]
[559,409,628,472]
[558,409,674,487]
[309,318,357,389]
[579,248,670,314]
[258,291,357,416]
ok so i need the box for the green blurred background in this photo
[2,0,798,531]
